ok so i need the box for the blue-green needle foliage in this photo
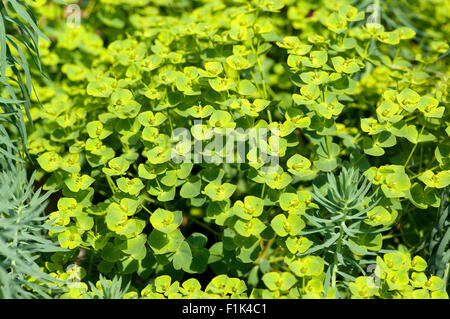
[87,275,131,299]
[0,127,65,299]
[427,189,450,287]
[312,165,380,214]
[310,165,388,293]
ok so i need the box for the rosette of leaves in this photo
[0,128,65,298]
[86,275,132,299]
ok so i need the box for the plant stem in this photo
[269,256,285,263]
[326,135,332,159]
[141,204,152,215]
[166,110,173,133]
[88,251,94,279]
[256,40,268,99]
[331,264,338,288]
[189,215,220,236]
[404,123,426,168]
[256,235,276,264]
[443,262,449,287]
[332,219,346,288]
[106,175,117,194]
[266,109,273,124]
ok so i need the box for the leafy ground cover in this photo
[0,0,449,299]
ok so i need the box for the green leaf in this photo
[103,157,130,176]
[204,182,236,201]
[289,256,324,277]
[180,176,201,199]
[234,218,266,237]
[238,79,257,96]
[150,209,183,233]
[364,206,392,227]
[120,234,147,260]
[173,241,192,270]
[348,233,383,255]
[117,177,145,196]
[37,152,62,172]
[233,196,264,220]
[271,214,305,237]
[148,229,184,255]
[262,272,297,291]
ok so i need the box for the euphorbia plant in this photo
[3,0,447,299]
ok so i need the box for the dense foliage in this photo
[0,0,449,299]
